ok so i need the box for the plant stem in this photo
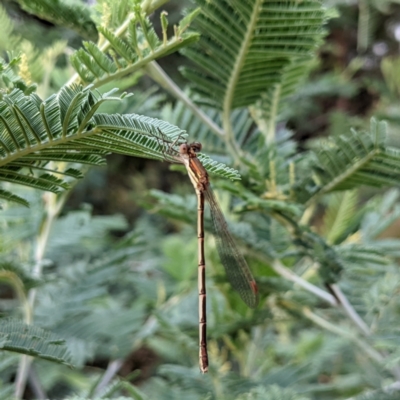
[144,61,225,139]
[255,250,400,379]
[271,259,338,306]
[268,212,377,349]
[145,61,245,166]
[332,284,400,379]
[301,306,384,365]
[28,366,47,400]
[93,359,124,397]
[329,284,371,336]
[221,106,244,165]
[250,248,337,305]
[303,304,400,380]
[14,191,67,399]
[265,84,281,145]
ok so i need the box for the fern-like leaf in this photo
[0,318,71,365]
[160,94,259,155]
[70,11,199,88]
[181,0,327,111]
[15,0,98,41]
[0,85,241,204]
[0,5,19,53]
[0,56,37,95]
[322,190,359,244]
[197,153,241,180]
[294,119,400,204]
[0,188,29,206]
[252,59,316,131]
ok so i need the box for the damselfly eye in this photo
[179,143,189,154]
[191,142,202,152]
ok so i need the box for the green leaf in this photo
[322,190,358,244]
[197,153,241,180]
[294,119,400,204]
[0,318,71,365]
[178,8,201,35]
[251,58,315,135]
[98,26,135,62]
[0,85,241,204]
[83,42,118,75]
[160,95,258,155]
[0,188,29,207]
[70,11,199,88]
[15,0,98,41]
[181,0,327,111]
[136,12,160,51]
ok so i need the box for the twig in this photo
[93,359,125,397]
[303,305,400,381]
[14,355,31,399]
[144,62,225,139]
[28,366,47,400]
[271,259,338,306]
[14,191,68,399]
[302,307,384,365]
[330,284,371,336]
[221,102,244,165]
[331,285,400,379]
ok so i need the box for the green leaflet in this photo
[70,11,199,88]
[0,86,242,205]
[294,119,400,205]
[16,0,97,41]
[181,0,327,111]
[0,318,71,365]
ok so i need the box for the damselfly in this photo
[157,134,258,373]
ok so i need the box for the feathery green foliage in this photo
[181,0,326,112]
[293,119,400,204]
[0,6,19,53]
[322,190,359,245]
[15,0,98,41]
[0,84,240,205]
[70,4,199,88]
[0,56,37,96]
[1,0,400,399]
[0,318,71,365]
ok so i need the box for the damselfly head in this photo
[179,142,202,155]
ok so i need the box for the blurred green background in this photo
[1,0,400,399]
